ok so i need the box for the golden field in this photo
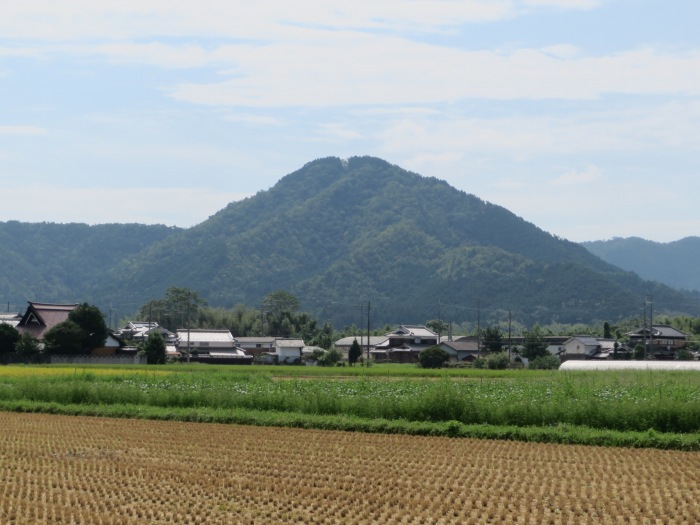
[0,412,698,524]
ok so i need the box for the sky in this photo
[1,0,699,243]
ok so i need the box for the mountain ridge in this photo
[582,236,700,292]
[2,156,698,326]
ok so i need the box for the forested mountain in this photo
[0,222,180,310]
[95,156,698,326]
[582,237,700,292]
[2,157,698,326]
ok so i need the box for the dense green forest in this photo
[2,156,699,327]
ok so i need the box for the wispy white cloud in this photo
[0,1,555,41]
[169,45,700,107]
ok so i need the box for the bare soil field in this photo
[1,412,699,524]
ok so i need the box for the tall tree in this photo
[141,332,166,364]
[0,324,20,362]
[521,327,549,360]
[137,286,206,331]
[68,303,109,351]
[603,321,612,339]
[348,338,362,366]
[481,326,504,354]
[263,290,300,317]
[15,333,42,363]
[43,320,86,355]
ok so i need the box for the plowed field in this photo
[1,412,698,524]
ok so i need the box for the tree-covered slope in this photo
[582,237,700,292]
[99,156,698,325]
[0,222,180,309]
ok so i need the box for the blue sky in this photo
[1,0,698,242]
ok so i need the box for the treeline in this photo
[129,287,700,350]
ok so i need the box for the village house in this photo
[235,336,278,359]
[334,335,386,360]
[625,325,690,359]
[273,338,306,364]
[0,312,22,328]
[15,301,78,340]
[117,321,177,344]
[370,325,440,363]
[439,336,480,362]
[560,336,605,360]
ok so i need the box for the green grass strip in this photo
[1,401,698,451]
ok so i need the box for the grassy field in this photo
[0,364,699,449]
[2,412,699,524]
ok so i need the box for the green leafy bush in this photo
[486,352,509,370]
[418,346,450,369]
[528,354,561,370]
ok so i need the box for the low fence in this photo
[50,355,148,365]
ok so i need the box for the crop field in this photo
[0,365,699,449]
[1,412,699,524]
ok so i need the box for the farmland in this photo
[0,365,699,449]
[1,412,699,524]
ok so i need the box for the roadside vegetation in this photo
[0,364,698,450]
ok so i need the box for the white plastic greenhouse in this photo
[560,360,700,371]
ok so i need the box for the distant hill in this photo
[93,156,697,326]
[2,157,698,326]
[0,222,180,311]
[582,237,700,292]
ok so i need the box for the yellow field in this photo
[0,366,171,378]
[1,413,698,524]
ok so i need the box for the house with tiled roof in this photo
[439,336,480,362]
[626,325,689,359]
[117,321,177,344]
[274,338,306,364]
[0,312,22,328]
[15,302,78,340]
[334,335,386,360]
[371,325,439,363]
[561,336,603,360]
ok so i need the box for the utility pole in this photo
[186,295,191,364]
[476,298,481,356]
[260,305,265,337]
[647,294,653,359]
[366,301,371,363]
[508,310,512,362]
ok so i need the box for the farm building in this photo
[560,361,700,371]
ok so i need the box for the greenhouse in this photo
[560,360,700,371]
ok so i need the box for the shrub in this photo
[486,352,509,370]
[318,348,342,367]
[418,346,450,369]
[528,354,561,370]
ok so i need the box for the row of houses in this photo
[335,324,693,363]
[1,302,694,364]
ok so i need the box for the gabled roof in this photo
[176,329,235,345]
[386,325,438,338]
[235,336,278,345]
[564,336,600,347]
[627,325,689,339]
[275,338,306,348]
[17,301,78,339]
[440,340,479,352]
[334,336,387,347]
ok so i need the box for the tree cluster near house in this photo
[3,286,699,366]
